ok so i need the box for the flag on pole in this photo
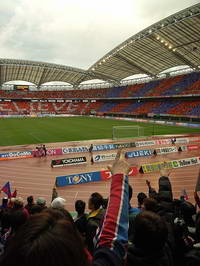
[12,189,17,198]
[1,182,12,198]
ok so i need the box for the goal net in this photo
[112,126,144,140]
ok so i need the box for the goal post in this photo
[112,125,144,140]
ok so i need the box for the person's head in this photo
[27,196,34,205]
[10,209,28,233]
[75,200,86,216]
[88,192,103,211]
[180,201,196,227]
[51,197,66,209]
[143,198,158,212]
[2,197,8,208]
[0,210,89,266]
[133,211,168,253]
[36,197,46,207]
[137,192,147,207]
[13,197,24,209]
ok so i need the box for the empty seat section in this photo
[97,102,117,112]
[132,101,161,114]
[118,84,143,97]
[135,80,161,97]
[121,102,144,113]
[151,101,180,114]
[162,72,200,96]
[146,76,182,96]
[106,86,127,98]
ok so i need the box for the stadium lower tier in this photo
[0,99,200,117]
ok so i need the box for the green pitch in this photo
[0,116,199,146]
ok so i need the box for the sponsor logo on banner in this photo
[155,146,178,155]
[155,139,171,145]
[62,146,88,154]
[100,170,112,180]
[93,142,135,151]
[52,157,87,168]
[114,142,136,149]
[0,151,33,160]
[56,171,101,186]
[171,157,200,168]
[141,156,200,173]
[93,153,117,162]
[135,140,156,147]
[93,144,115,151]
[187,145,200,151]
[100,167,138,179]
[175,138,189,144]
[47,148,63,156]
[126,149,153,158]
[141,161,173,173]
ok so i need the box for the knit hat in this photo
[36,197,46,206]
[51,197,66,209]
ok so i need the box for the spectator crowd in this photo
[0,150,200,266]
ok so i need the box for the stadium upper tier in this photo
[0,3,199,86]
[0,71,200,99]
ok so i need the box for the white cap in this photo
[51,197,66,209]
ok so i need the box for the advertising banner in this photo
[92,153,117,163]
[51,157,87,168]
[175,138,189,144]
[0,151,33,161]
[56,171,101,186]
[56,166,139,187]
[187,144,200,151]
[46,148,63,156]
[140,161,173,173]
[140,157,200,173]
[126,149,153,158]
[155,146,178,155]
[62,146,89,154]
[135,140,156,147]
[155,139,171,145]
[171,157,200,168]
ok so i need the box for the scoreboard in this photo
[14,85,29,90]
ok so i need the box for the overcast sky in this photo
[0,0,199,70]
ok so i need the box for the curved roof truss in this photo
[89,3,200,81]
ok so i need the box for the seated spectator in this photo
[127,211,174,266]
[51,197,66,209]
[143,197,158,212]
[137,192,147,210]
[128,185,141,241]
[74,200,88,237]
[12,197,29,218]
[86,192,105,253]
[36,197,47,209]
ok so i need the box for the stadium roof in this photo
[0,3,200,87]
[88,3,200,83]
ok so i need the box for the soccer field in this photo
[0,116,199,146]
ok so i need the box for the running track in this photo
[0,136,199,212]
